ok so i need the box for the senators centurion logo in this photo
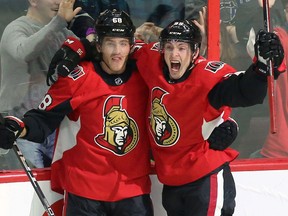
[149,87,180,147]
[94,96,139,155]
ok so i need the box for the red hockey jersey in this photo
[42,61,151,201]
[133,42,239,186]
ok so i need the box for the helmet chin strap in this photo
[188,48,200,71]
[191,47,200,63]
[96,46,114,73]
[100,59,114,74]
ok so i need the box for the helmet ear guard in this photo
[159,19,202,52]
[95,9,136,45]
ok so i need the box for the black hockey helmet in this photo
[95,9,136,44]
[159,19,202,51]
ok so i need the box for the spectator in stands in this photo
[0,0,82,168]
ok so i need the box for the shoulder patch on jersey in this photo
[151,42,160,51]
[205,61,225,73]
[68,65,85,81]
[130,44,143,54]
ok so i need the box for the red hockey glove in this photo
[253,29,285,80]
[46,37,92,86]
[208,118,238,151]
[0,114,25,149]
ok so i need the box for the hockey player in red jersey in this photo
[131,20,285,216]
[0,10,154,216]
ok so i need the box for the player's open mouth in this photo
[171,60,181,71]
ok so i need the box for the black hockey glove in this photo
[0,114,25,149]
[46,37,92,86]
[208,118,238,151]
[253,29,285,80]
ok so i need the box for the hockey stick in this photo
[0,114,55,216]
[12,144,55,216]
[262,0,277,134]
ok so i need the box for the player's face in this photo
[111,125,128,146]
[31,0,61,24]
[154,116,166,138]
[163,40,192,80]
[99,37,130,75]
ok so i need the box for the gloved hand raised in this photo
[0,114,25,149]
[253,29,285,80]
[208,118,238,151]
[46,37,91,86]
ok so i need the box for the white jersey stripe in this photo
[214,169,224,216]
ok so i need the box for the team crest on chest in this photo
[94,96,139,155]
[149,87,180,147]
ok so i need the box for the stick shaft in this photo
[12,143,55,216]
[262,0,277,133]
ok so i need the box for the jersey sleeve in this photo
[23,64,88,142]
[131,42,162,83]
[208,64,268,109]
